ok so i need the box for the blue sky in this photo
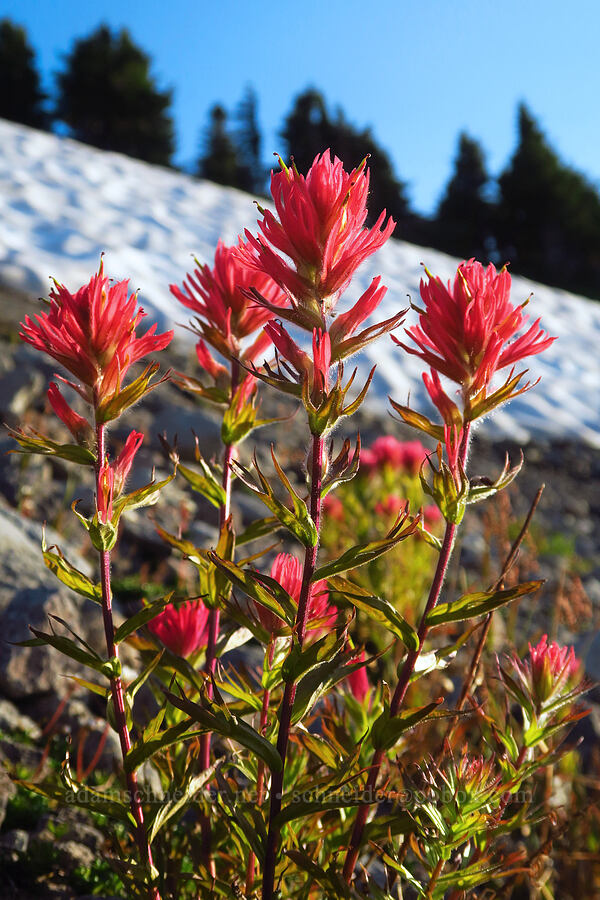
[2,0,599,215]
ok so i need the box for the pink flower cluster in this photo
[256,553,337,636]
[147,600,211,658]
[361,436,428,476]
[21,261,172,410]
[243,151,395,311]
[399,260,555,400]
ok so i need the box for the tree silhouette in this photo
[0,19,47,128]
[434,132,494,261]
[197,104,243,187]
[498,103,600,298]
[55,24,174,165]
[280,88,411,227]
[234,86,265,194]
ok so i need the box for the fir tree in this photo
[280,88,411,227]
[55,24,175,166]
[498,103,600,298]
[434,132,494,261]
[0,19,47,128]
[235,85,265,194]
[197,104,243,187]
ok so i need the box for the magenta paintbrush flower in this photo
[346,651,370,702]
[256,552,337,636]
[170,238,287,360]
[147,600,211,658]
[397,259,555,398]
[20,260,173,407]
[243,151,395,316]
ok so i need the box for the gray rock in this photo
[57,838,96,870]
[0,827,29,855]
[0,698,41,739]
[0,504,105,701]
[152,404,221,460]
[0,763,16,828]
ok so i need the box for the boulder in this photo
[0,504,105,702]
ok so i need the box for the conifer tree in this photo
[55,24,175,166]
[197,104,243,187]
[434,132,494,261]
[498,103,600,298]
[280,88,411,226]
[235,86,265,194]
[0,19,47,128]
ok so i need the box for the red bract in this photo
[113,431,144,495]
[47,382,91,444]
[398,260,556,396]
[508,634,581,710]
[346,651,370,702]
[147,600,211,658]
[169,238,287,358]
[97,462,114,524]
[529,635,579,679]
[244,151,395,313]
[20,261,173,407]
[257,553,337,635]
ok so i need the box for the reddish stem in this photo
[198,358,239,876]
[245,641,274,894]
[342,424,471,883]
[95,423,159,900]
[261,431,324,900]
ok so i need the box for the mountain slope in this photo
[1,118,598,445]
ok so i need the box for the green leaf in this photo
[29,626,105,673]
[236,516,279,546]
[425,581,543,627]
[125,719,204,772]
[96,362,167,423]
[113,470,176,517]
[8,426,96,465]
[282,632,345,683]
[388,399,445,440]
[291,653,365,724]
[208,554,296,627]
[42,542,101,605]
[215,626,253,658]
[232,449,317,548]
[113,594,174,644]
[313,512,417,582]
[154,524,205,567]
[328,575,419,651]
[275,791,374,827]
[147,768,214,844]
[371,699,443,751]
[164,689,283,773]
[178,460,226,509]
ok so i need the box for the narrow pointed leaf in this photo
[328,575,419,651]
[426,581,543,627]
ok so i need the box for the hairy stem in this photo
[446,484,545,747]
[342,424,472,883]
[95,423,159,900]
[261,431,324,900]
[199,359,239,875]
[245,641,275,894]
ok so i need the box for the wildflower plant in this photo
[7,151,593,900]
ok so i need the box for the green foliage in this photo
[55,24,175,165]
